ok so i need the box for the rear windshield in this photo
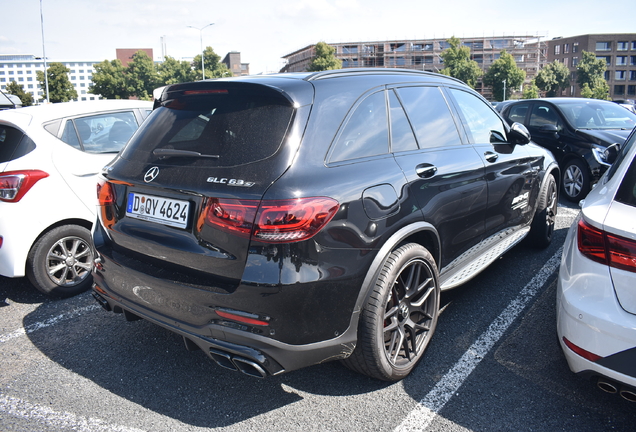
[615,132,636,207]
[0,125,35,163]
[120,85,295,167]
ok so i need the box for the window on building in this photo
[616,71,626,80]
[630,71,636,81]
[17,70,22,74]
[438,41,450,50]
[563,57,569,67]
[0,78,4,83]
[342,45,358,54]
[18,77,23,82]
[630,56,636,66]
[632,41,636,50]
[28,84,33,89]
[423,44,433,51]
[554,45,561,55]
[614,85,625,95]
[617,41,628,51]
[572,57,579,66]
[605,71,610,80]
[596,42,611,51]
[617,56,627,66]
[573,42,579,53]
[8,71,13,75]
[628,85,636,96]
[597,56,611,66]
[564,44,570,54]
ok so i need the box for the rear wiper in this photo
[153,149,219,159]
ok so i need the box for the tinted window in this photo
[122,88,294,167]
[529,104,562,131]
[388,90,417,153]
[61,119,82,150]
[615,155,636,207]
[506,103,529,124]
[330,91,388,162]
[0,125,35,163]
[396,86,462,149]
[449,88,507,144]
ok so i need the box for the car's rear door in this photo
[390,85,488,268]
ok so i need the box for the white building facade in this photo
[0,54,102,103]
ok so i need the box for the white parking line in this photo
[0,304,100,344]
[0,393,146,432]
[395,246,563,432]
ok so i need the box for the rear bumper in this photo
[557,221,636,389]
[91,280,358,377]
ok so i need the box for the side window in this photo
[396,86,462,149]
[329,91,389,162]
[449,88,507,144]
[507,104,529,124]
[529,104,561,130]
[388,90,418,153]
[76,111,138,153]
[60,119,82,150]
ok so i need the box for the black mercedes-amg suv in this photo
[92,68,559,381]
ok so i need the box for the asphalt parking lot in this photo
[1,201,635,432]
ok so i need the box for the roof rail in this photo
[304,68,464,85]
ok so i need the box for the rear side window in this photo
[0,125,35,163]
[396,86,462,149]
[329,91,389,162]
[121,87,294,167]
[529,104,562,130]
[60,111,139,153]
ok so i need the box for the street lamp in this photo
[187,23,214,80]
[39,0,50,103]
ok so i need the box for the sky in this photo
[1,0,635,75]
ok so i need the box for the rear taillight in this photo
[0,170,49,203]
[577,219,636,273]
[97,181,115,205]
[202,197,339,243]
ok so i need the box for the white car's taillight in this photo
[0,170,49,203]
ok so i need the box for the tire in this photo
[26,225,94,298]
[343,243,440,381]
[528,174,558,249]
[562,159,589,202]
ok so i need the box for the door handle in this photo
[415,164,437,178]
[484,151,499,163]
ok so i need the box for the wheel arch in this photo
[350,222,440,323]
[28,218,93,256]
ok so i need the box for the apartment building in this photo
[0,54,101,103]
[282,35,548,99]
[547,34,636,100]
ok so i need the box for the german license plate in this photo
[126,192,189,228]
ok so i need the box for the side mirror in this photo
[539,124,559,137]
[508,122,531,145]
[604,143,621,165]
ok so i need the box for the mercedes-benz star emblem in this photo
[144,166,160,183]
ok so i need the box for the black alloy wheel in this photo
[529,174,558,248]
[343,243,440,381]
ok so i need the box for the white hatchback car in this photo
[0,100,152,296]
[557,128,636,402]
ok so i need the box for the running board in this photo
[440,226,530,290]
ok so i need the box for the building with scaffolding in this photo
[282,35,548,100]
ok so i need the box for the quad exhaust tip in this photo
[209,348,268,378]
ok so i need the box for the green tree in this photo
[36,62,77,103]
[307,42,342,72]
[192,46,231,80]
[535,60,570,97]
[158,56,196,85]
[439,36,483,89]
[90,59,130,99]
[5,80,33,106]
[483,51,526,101]
[576,51,609,99]
[126,51,160,100]
[522,79,539,99]
[580,76,610,100]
